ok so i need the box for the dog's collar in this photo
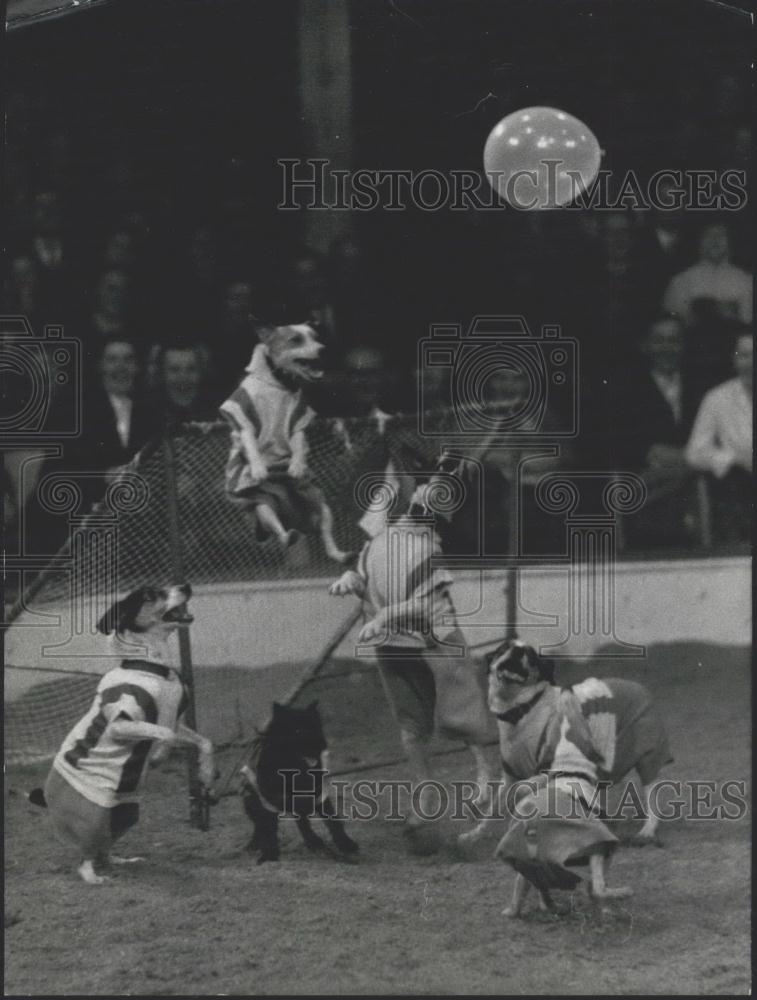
[121,659,174,680]
[496,687,547,725]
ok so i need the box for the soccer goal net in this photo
[5,410,472,765]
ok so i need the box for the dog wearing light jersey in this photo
[219,311,352,564]
[29,584,215,885]
[459,639,673,853]
[330,454,493,852]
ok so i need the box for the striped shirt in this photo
[356,517,455,649]
[219,344,315,495]
[53,640,187,809]
[499,678,671,786]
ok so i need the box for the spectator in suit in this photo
[23,337,153,557]
[686,329,752,543]
[663,223,752,326]
[83,337,153,472]
[613,316,697,547]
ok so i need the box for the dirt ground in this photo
[4,642,751,996]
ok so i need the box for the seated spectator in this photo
[6,256,41,327]
[686,329,752,543]
[663,223,752,325]
[74,336,154,476]
[152,341,217,425]
[24,336,153,556]
[341,345,391,425]
[613,316,697,547]
[89,268,133,340]
[216,278,257,393]
[103,228,137,271]
[25,190,80,327]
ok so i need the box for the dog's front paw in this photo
[457,828,480,848]
[249,462,269,485]
[78,861,109,885]
[502,905,522,919]
[303,834,328,853]
[256,852,280,865]
[593,885,633,899]
[287,459,308,480]
[358,615,386,643]
[627,830,664,848]
[334,835,359,855]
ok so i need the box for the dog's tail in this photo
[28,788,47,808]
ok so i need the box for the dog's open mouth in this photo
[288,357,324,382]
[162,602,194,625]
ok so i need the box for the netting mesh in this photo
[5,410,463,765]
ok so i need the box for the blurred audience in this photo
[3,49,751,559]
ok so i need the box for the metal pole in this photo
[162,430,207,830]
[504,449,520,640]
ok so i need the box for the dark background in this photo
[3,0,752,474]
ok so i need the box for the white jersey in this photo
[356,517,456,649]
[53,636,187,808]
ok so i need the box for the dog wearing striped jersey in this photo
[29,584,215,884]
[329,454,493,851]
[219,317,352,564]
[459,639,673,859]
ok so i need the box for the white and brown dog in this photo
[220,316,351,564]
[29,583,215,884]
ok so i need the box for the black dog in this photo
[240,701,359,864]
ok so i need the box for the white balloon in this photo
[484,106,602,209]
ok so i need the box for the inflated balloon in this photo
[483,107,601,209]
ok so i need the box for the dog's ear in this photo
[256,323,276,346]
[485,638,512,670]
[96,596,121,635]
[537,656,556,685]
[96,587,152,635]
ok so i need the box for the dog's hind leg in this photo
[319,796,359,855]
[468,744,494,810]
[502,874,530,918]
[77,859,109,885]
[317,501,353,564]
[588,853,633,900]
[295,813,329,853]
[629,781,664,847]
[458,775,511,846]
[256,502,300,549]
[242,784,280,862]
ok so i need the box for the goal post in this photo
[4,408,514,782]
